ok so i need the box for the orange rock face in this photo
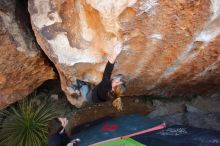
[28,0,220,107]
[0,0,55,108]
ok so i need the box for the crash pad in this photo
[71,114,164,146]
[132,125,220,146]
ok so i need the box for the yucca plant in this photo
[0,99,58,146]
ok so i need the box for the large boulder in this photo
[28,0,220,107]
[0,0,55,108]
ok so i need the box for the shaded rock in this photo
[50,94,59,101]
[185,104,203,113]
[147,99,186,118]
[0,0,55,108]
[186,95,220,113]
[156,112,220,131]
[28,0,220,106]
[32,99,41,106]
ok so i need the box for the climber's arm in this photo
[102,41,123,80]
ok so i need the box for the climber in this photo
[72,41,126,109]
[47,117,70,146]
[47,117,80,146]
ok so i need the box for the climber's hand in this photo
[58,117,68,128]
[67,138,80,146]
[73,89,81,96]
[58,117,68,134]
[113,41,123,56]
[66,86,81,96]
[108,41,123,63]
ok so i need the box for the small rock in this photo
[186,104,203,113]
[148,100,186,118]
[50,94,59,100]
[187,96,220,113]
[134,99,140,103]
[32,99,41,106]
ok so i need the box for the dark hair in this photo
[48,118,63,136]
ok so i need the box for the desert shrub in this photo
[0,99,58,146]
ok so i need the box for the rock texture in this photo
[186,95,220,113]
[28,0,220,107]
[154,112,220,131]
[0,0,55,108]
[148,99,186,118]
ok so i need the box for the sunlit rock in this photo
[29,0,220,107]
[0,0,55,108]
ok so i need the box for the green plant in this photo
[0,99,58,146]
